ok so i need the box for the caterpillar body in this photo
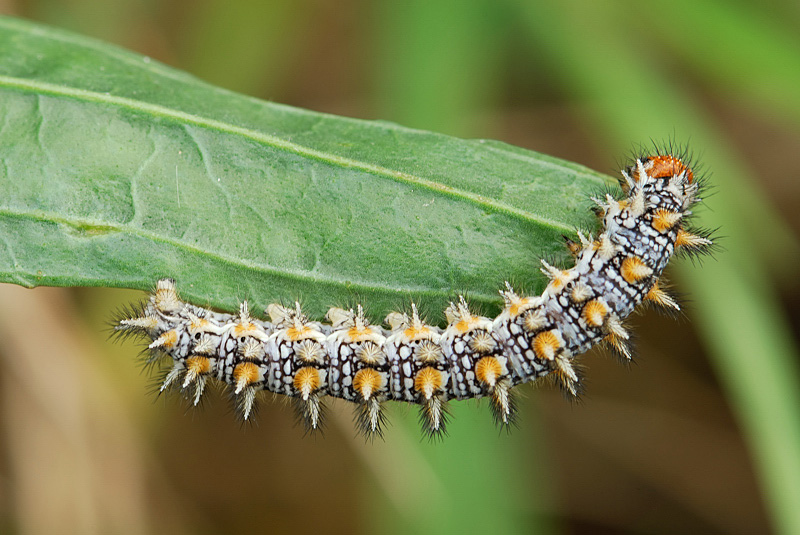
[115,153,712,438]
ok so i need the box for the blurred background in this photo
[0,0,799,533]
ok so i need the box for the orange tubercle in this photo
[293,367,321,399]
[508,296,532,318]
[353,368,383,400]
[533,331,560,361]
[154,286,181,313]
[621,256,653,284]
[233,361,259,392]
[455,316,478,333]
[414,367,443,399]
[286,325,312,341]
[234,322,257,337]
[582,299,609,328]
[404,325,431,340]
[186,355,211,375]
[347,325,374,342]
[475,356,503,387]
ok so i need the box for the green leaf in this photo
[0,16,610,320]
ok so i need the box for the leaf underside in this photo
[0,16,612,320]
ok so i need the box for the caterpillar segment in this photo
[384,305,451,437]
[326,305,389,436]
[443,296,516,426]
[115,153,711,437]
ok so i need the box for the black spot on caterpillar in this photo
[114,152,712,438]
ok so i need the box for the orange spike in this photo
[645,281,680,311]
[119,315,158,332]
[149,329,178,350]
[676,229,713,250]
[553,355,579,396]
[652,209,682,233]
[604,333,633,361]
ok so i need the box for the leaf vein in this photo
[0,207,503,297]
[0,76,576,233]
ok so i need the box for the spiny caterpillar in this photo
[115,153,712,438]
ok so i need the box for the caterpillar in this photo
[114,152,712,438]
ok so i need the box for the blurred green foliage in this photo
[2,1,799,534]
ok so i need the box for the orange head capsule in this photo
[647,155,693,183]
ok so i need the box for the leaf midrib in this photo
[1,206,487,296]
[0,75,581,233]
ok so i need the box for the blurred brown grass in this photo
[1,0,799,534]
